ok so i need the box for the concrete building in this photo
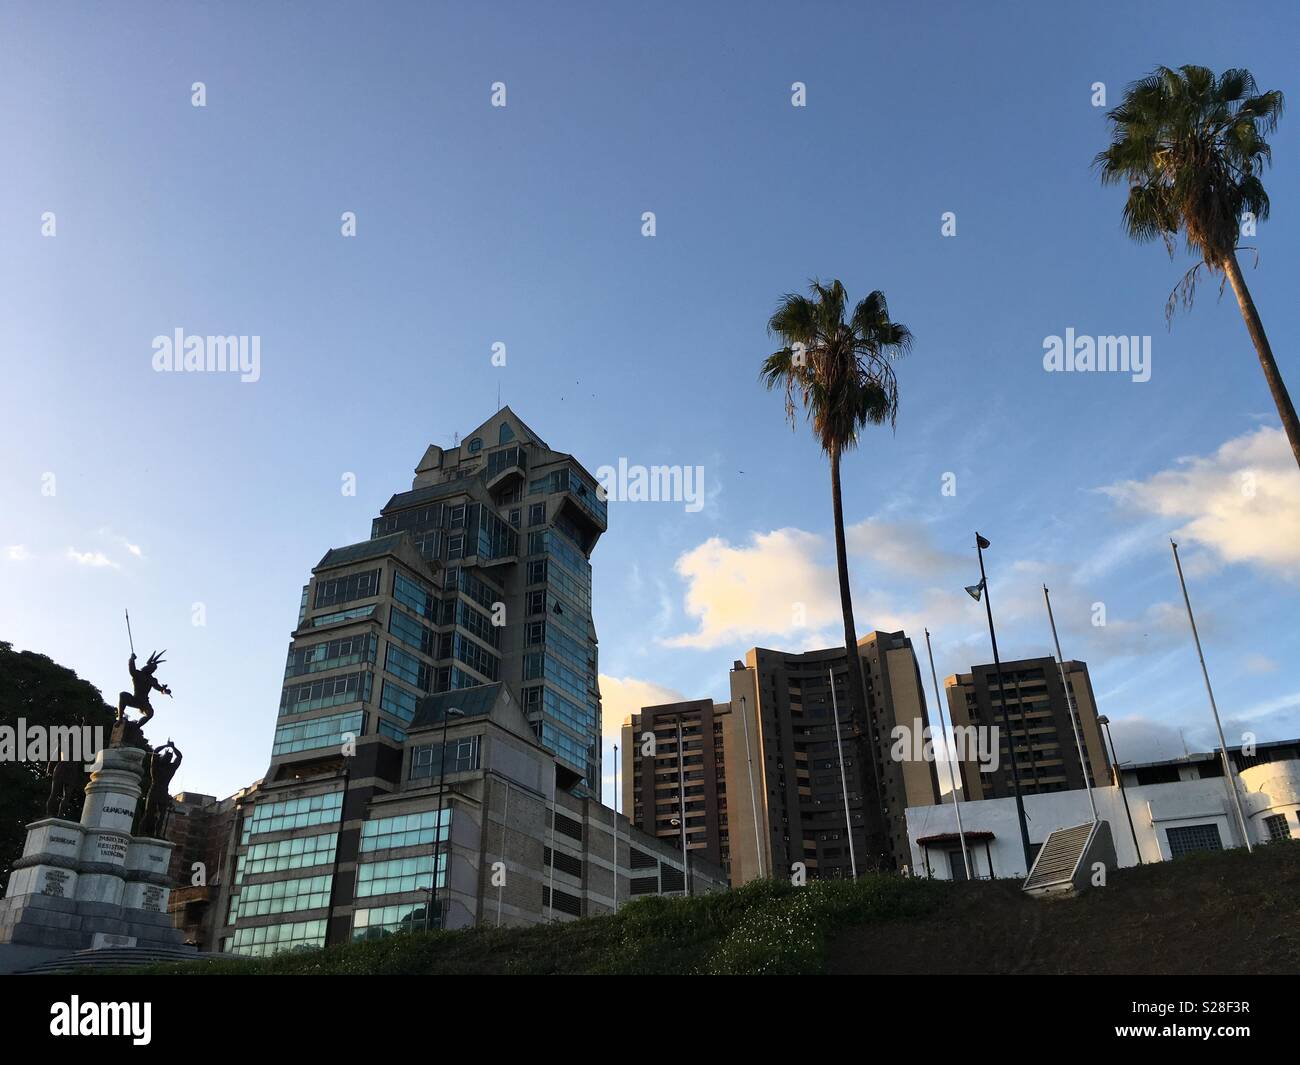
[945,656,1109,800]
[621,699,739,879]
[721,631,940,883]
[164,785,257,949]
[216,411,725,956]
[907,738,1300,880]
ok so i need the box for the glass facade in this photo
[272,710,365,756]
[239,832,338,880]
[229,919,327,957]
[351,903,431,940]
[229,873,333,920]
[359,808,450,852]
[243,791,343,841]
[355,853,445,898]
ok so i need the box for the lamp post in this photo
[1170,540,1253,853]
[428,705,464,930]
[969,532,1033,871]
[1096,715,1142,865]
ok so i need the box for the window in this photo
[1265,813,1291,842]
[356,854,445,898]
[360,808,450,851]
[499,423,515,444]
[279,671,372,716]
[410,736,481,778]
[314,569,381,609]
[526,590,546,615]
[384,645,431,692]
[240,833,338,880]
[529,503,546,527]
[450,504,466,527]
[229,874,332,920]
[243,791,343,840]
[509,508,521,528]
[285,633,376,678]
[352,904,432,940]
[380,679,422,723]
[448,535,465,560]
[467,438,482,454]
[1167,822,1223,858]
[393,571,436,620]
[229,919,326,957]
[271,710,365,757]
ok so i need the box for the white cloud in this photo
[1101,426,1300,580]
[1245,653,1279,675]
[660,528,841,649]
[5,545,31,562]
[598,674,686,807]
[846,517,965,578]
[66,548,119,569]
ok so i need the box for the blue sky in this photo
[2,1,1298,803]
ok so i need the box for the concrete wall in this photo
[907,765,1300,880]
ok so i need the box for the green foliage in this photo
[760,280,912,457]
[129,873,954,976]
[1095,64,1283,270]
[0,641,116,894]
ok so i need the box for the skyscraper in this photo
[726,633,941,880]
[622,699,737,878]
[945,656,1110,800]
[216,409,647,949]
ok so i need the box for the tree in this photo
[761,280,912,870]
[0,642,115,894]
[1096,64,1298,468]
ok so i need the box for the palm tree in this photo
[1096,65,1299,468]
[761,280,912,871]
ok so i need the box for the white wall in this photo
[906,762,1300,880]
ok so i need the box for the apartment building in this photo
[944,657,1109,801]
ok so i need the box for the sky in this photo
[2,1,1299,806]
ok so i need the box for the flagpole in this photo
[924,629,971,880]
[827,668,858,879]
[1170,540,1253,853]
[1042,586,1097,822]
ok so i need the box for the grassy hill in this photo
[137,841,1300,975]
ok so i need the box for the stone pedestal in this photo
[0,744,191,959]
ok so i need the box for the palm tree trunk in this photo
[829,446,889,870]
[1224,251,1300,469]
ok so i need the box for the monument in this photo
[0,647,192,968]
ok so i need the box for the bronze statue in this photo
[139,740,182,838]
[117,650,171,725]
[45,759,84,820]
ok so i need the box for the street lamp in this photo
[428,705,465,930]
[1097,715,1142,865]
[968,532,1034,871]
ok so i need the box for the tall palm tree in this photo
[1096,64,1299,468]
[761,280,912,871]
